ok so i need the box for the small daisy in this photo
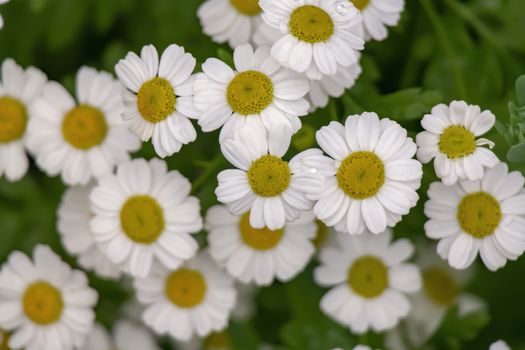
[133,251,237,342]
[416,100,499,185]
[27,66,140,186]
[194,44,310,143]
[216,123,325,230]
[0,0,10,29]
[424,162,525,271]
[57,184,122,279]
[0,245,98,350]
[90,158,203,278]
[80,321,160,350]
[260,0,364,80]
[350,0,405,41]
[0,58,47,181]
[115,44,198,157]
[297,112,422,235]
[315,229,421,334]
[206,205,316,285]
[490,340,511,350]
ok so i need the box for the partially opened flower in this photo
[80,321,160,350]
[350,0,405,41]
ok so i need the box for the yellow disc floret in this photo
[227,70,273,115]
[247,155,291,197]
[230,0,261,16]
[0,96,28,143]
[289,5,335,43]
[120,195,165,244]
[337,151,385,199]
[457,191,501,238]
[423,267,460,306]
[239,212,284,250]
[350,0,370,10]
[137,77,176,123]
[23,281,64,325]
[348,256,388,298]
[165,268,207,308]
[62,104,108,150]
[439,125,476,159]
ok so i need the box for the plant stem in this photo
[191,153,224,192]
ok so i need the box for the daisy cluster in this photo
[0,0,523,349]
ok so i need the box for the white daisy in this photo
[206,205,316,285]
[216,123,325,230]
[89,157,203,278]
[424,162,525,271]
[490,340,511,350]
[194,44,310,144]
[133,251,237,342]
[351,0,405,41]
[0,245,98,350]
[0,0,10,29]
[253,21,282,47]
[416,100,499,185]
[27,66,140,186]
[297,112,422,235]
[57,184,122,279]
[315,229,421,334]
[260,0,364,80]
[0,58,47,181]
[80,321,159,350]
[115,44,198,158]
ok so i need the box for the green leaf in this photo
[281,317,356,350]
[507,143,525,163]
[430,307,491,348]
[515,75,525,106]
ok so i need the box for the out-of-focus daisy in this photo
[260,0,364,80]
[134,251,237,342]
[80,321,160,350]
[90,158,203,278]
[315,230,421,334]
[206,205,316,285]
[216,123,324,230]
[0,58,46,181]
[0,245,98,350]
[489,340,511,350]
[28,66,140,185]
[350,0,405,41]
[298,113,422,235]
[57,184,122,279]
[115,44,198,157]
[424,162,525,271]
[194,44,310,143]
[0,0,10,29]
[416,100,499,185]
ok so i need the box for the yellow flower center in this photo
[165,268,207,308]
[336,151,385,199]
[120,195,165,244]
[247,155,291,197]
[289,5,335,43]
[439,125,476,159]
[62,104,108,150]
[0,96,28,143]
[137,77,176,123]
[423,267,460,306]
[348,256,388,298]
[23,281,64,325]
[1,332,10,350]
[205,331,231,349]
[312,220,329,248]
[239,212,284,250]
[457,192,501,239]
[227,70,274,116]
[350,0,370,10]
[230,0,261,16]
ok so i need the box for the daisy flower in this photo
[490,340,511,350]
[89,158,203,278]
[57,184,122,279]
[115,44,198,157]
[0,58,47,181]
[80,321,159,350]
[133,251,237,342]
[416,100,499,185]
[27,66,140,186]
[0,0,9,29]
[0,245,98,350]
[297,112,422,235]
[351,0,405,41]
[314,229,421,334]
[216,123,325,230]
[205,205,316,285]
[424,162,525,271]
[194,44,310,143]
[259,0,364,80]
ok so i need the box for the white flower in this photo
[216,123,325,230]
[298,112,422,235]
[416,100,499,185]
[89,158,203,278]
[351,0,405,41]
[489,340,511,350]
[27,66,140,186]
[0,58,47,181]
[0,245,98,350]
[260,0,364,80]
[206,205,316,285]
[0,0,10,29]
[80,321,160,350]
[315,230,421,334]
[194,44,310,144]
[424,162,525,271]
[253,21,282,47]
[115,44,198,158]
[57,184,122,279]
[133,251,237,342]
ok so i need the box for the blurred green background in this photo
[1,0,525,349]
